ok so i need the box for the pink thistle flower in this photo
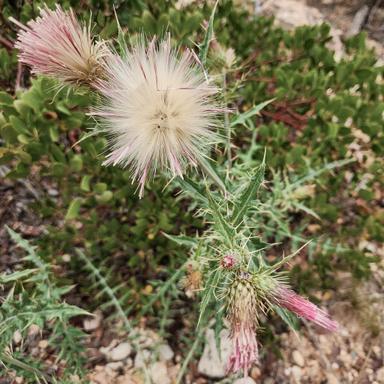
[11,5,109,86]
[92,36,220,197]
[226,276,259,375]
[221,253,236,269]
[227,324,258,375]
[273,285,339,332]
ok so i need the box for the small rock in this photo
[48,188,59,196]
[291,365,302,381]
[13,330,22,345]
[150,361,171,384]
[197,329,232,379]
[103,342,132,361]
[38,340,49,349]
[28,324,40,337]
[292,350,304,367]
[376,367,384,382]
[106,361,124,371]
[326,373,339,384]
[234,378,256,384]
[250,366,261,380]
[83,311,102,331]
[157,343,174,361]
[134,349,151,368]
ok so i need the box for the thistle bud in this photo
[221,253,237,269]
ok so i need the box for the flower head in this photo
[93,36,219,197]
[226,274,259,375]
[221,253,237,269]
[272,284,339,332]
[11,5,109,86]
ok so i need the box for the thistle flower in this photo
[11,5,109,86]
[221,253,237,269]
[226,274,259,375]
[93,37,219,197]
[272,284,339,332]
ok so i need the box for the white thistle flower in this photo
[93,36,220,197]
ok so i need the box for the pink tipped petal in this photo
[227,325,258,375]
[93,36,220,196]
[12,5,109,85]
[275,286,339,332]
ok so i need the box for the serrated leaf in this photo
[232,154,266,227]
[197,155,227,195]
[162,233,197,247]
[177,177,208,204]
[206,189,234,248]
[199,0,218,66]
[273,305,300,331]
[197,268,221,329]
[230,99,275,127]
[0,269,37,283]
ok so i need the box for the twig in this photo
[0,35,13,51]
[15,62,24,91]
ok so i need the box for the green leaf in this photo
[176,177,208,204]
[162,233,197,247]
[197,268,221,329]
[65,198,82,220]
[0,269,37,283]
[199,0,219,66]
[230,99,275,127]
[206,189,234,248]
[196,155,227,195]
[80,175,92,192]
[273,305,300,331]
[232,152,266,226]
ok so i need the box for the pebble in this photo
[292,350,304,367]
[233,378,256,384]
[376,367,384,382]
[38,339,49,349]
[134,349,151,368]
[105,361,123,371]
[197,329,232,379]
[157,343,174,361]
[28,324,40,337]
[250,366,261,379]
[13,330,22,345]
[291,365,302,381]
[150,361,171,384]
[105,342,132,361]
[83,311,102,331]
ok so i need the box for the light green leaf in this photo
[230,99,275,127]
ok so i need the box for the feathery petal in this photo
[93,37,220,196]
[12,5,109,86]
[274,285,339,332]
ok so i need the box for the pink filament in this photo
[227,325,258,375]
[275,286,339,332]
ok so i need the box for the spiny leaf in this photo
[197,155,227,195]
[162,232,197,247]
[232,150,266,226]
[273,305,300,331]
[199,0,219,66]
[206,189,234,248]
[197,268,222,329]
[176,177,208,204]
[230,98,275,127]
